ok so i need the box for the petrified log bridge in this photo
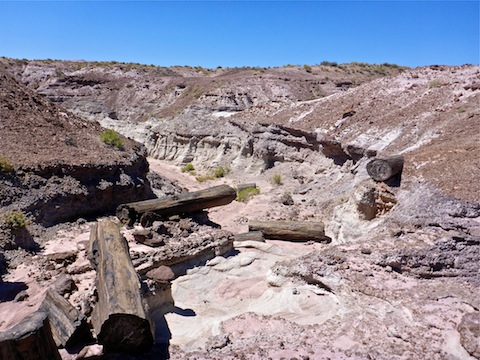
[366,156,404,182]
[88,220,154,353]
[249,220,331,243]
[117,184,237,225]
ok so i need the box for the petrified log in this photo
[40,289,91,349]
[366,156,404,182]
[249,220,330,243]
[234,231,265,242]
[88,220,154,353]
[117,184,237,225]
[0,310,61,360]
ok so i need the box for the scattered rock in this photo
[280,193,294,206]
[458,312,480,358]
[146,266,175,284]
[46,251,77,265]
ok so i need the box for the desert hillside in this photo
[0,59,479,360]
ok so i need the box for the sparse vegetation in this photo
[0,156,13,173]
[456,108,466,114]
[303,64,312,73]
[236,186,260,203]
[213,166,230,178]
[320,61,338,67]
[271,174,283,186]
[427,80,442,88]
[195,166,230,182]
[1,210,31,230]
[181,163,195,173]
[100,129,124,150]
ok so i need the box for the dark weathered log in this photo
[88,220,154,354]
[234,231,265,242]
[366,156,404,182]
[249,220,330,243]
[40,289,91,349]
[117,185,237,225]
[236,183,257,192]
[0,310,61,360]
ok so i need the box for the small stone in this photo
[280,193,294,206]
[132,229,153,243]
[46,251,77,265]
[146,265,175,284]
[361,248,372,255]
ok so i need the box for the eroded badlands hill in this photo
[0,66,153,226]
[1,59,479,360]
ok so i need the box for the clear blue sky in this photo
[1,1,478,68]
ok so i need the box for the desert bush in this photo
[1,211,31,230]
[195,166,230,182]
[237,187,260,203]
[303,64,312,73]
[214,166,230,178]
[0,156,13,173]
[427,79,442,88]
[100,129,124,150]
[181,163,195,173]
[271,174,283,186]
[320,61,338,67]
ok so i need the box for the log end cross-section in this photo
[366,156,404,182]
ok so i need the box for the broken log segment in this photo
[249,220,330,243]
[88,220,154,354]
[234,231,265,242]
[117,184,237,225]
[40,288,92,349]
[0,310,61,360]
[366,156,404,182]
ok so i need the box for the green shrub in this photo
[1,211,31,230]
[271,174,283,186]
[236,187,260,203]
[195,166,230,182]
[303,64,312,73]
[0,157,13,173]
[213,166,230,178]
[320,61,338,67]
[181,163,195,173]
[100,129,124,150]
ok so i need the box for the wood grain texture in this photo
[116,184,237,225]
[249,220,330,243]
[88,220,154,353]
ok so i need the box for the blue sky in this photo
[1,1,478,68]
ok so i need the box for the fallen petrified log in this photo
[0,310,61,360]
[234,231,265,242]
[88,220,154,353]
[40,288,91,349]
[249,220,330,243]
[117,185,237,225]
[366,156,404,182]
